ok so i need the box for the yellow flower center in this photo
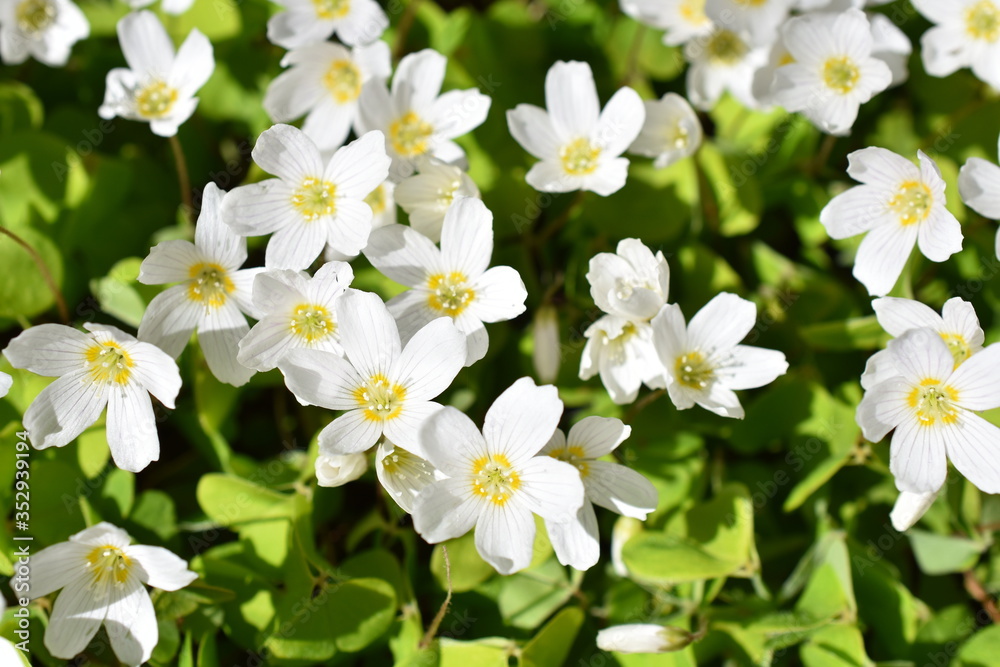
[15,0,55,33]
[85,342,134,386]
[389,111,434,157]
[967,0,1000,41]
[365,184,388,216]
[85,545,132,593]
[427,272,475,317]
[323,59,362,103]
[941,333,972,367]
[675,350,714,390]
[135,81,179,119]
[187,262,234,309]
[560,138,602,176]
[291,177,337,221]
[907,379,959,427]
[678,0,709,25]
[734,0,767,5]
[380,445,434,482]
[471,453,521,506]
[354,374,406,422]
[311,0,350,20]
[778,51,796,67]
[548,445,590,477]
[707,29,748,65]
[599,322,639,364]
[822,56,860,94]
[289,304,335,343]
[889,180,933,226]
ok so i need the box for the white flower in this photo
[580,316,665,405]
[856,328,1000,493]
[98,11,213,138]
[651,292,788,419]
[705,0,792,45]
[770,9,892,136]
[619,0,713,46]
[357,48,491,179]
[315,452,367,487]
[870,12,912,87]
[0,371,11,397]
[16,522,196,666]
[266,0,387,49]
[597,624,695,654]
[539,417,657,571]
[959,134,1000,258]
[393,158,480,242]
[629,93,702,169]
[237,261,353,372]
[323,179,396,262]
[587,238,671,321]
[278,290,466,455]
[532,305,561,384]
[3,323,181,472]
[890,489,938,531]
[411,377,585,575]
[127,0,193,15]
[375,440,438,513]
[684,26,769,111]
[0,0,88,66]
[264,41,391,151]
[222,125,390,269]
[912,0,1000,90]
[862,296,983,390]
[363,197,528,366]
[819,147,962,297]
[137,183,261,387]
[507,60,645,196]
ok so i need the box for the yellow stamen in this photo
[471,453,521,506]
[323,60,362,103]
[291,177,337,221]
[389,111,434,157]
[135,81,179,119]
[354,374,406,422]
[289,304,335,343]
[187,262,234,309]
[85,342,134,386]
[426,272,475,317]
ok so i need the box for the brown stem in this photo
[169,135,193,224]
[810,134,837,177]
[0,226,69,323]
[621,24,647,87]
[625,388,665,423]
[419,544,452,649]
[392,0,423,61]
[963,569,1000,624]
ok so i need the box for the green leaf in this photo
[0,225,64,320]
[906,530,986,575]
[431,532,495,593]
[89,257,151,328]
[497,557,574,629]
[196,473,300,526]
[800,316,887,351]
[955,625,1000,666]
[520,607,584,667]
[0,82,43,135]
[799,624,872,667]
[439,638,512,667]
[329,578,398,652]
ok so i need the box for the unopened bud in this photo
[611,516,644,577]
[315,452,368,488]
[532,305,561,383]
[597,624,695,654]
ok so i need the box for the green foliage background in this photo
[4,0,1000,664]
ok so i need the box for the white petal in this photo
[337,290,401,378]
[390,318,465,401]
[326,198,373,257]
[43,580,106,660]
[417,406,488,476]
[545,60,599,140]
[430,89,491,140]
[687,292,756,353]
[943,412,1000,494]
[127,341,182,410]
[440,197,493,279]
[194,183,245,269]
[197,302,253,387]
[169,28,214,98]
[853,222,918,297]
[138,240,202,285]
[324,130,391,199]
[547,502,600,571]
[278,348,361,410]
[917,208,963,263]
[21,541,91,599]
[507,104,560,160]
[950,343,1000,411]
[475,500,535,575]
[252,123,324,184]
[391,48,445,115]
[845,146,919,188]
[567,416,631,458]
[106,383,159,473]
[887,328,954,385]
[586,460,658,518]
[3,323,92,376]
[518,456,585,523]
[363,224,441,287]
[222,180,297,237]
[468,266,527,324]
[118,10,173,78]
[382,401,444,457]
[24,372,108,449]
[302,97,354,151]
[237,317,297,372]
[856,385,897,442]
[137,286,200,359]
[889,490,937,532]
[872,297,942,337]
[959,157,1000,219]
[317,409,383,454]
[717,345,788,391]
[483,377,563,464]
[263,67,325,125]
[128,545,197,591]
[104,575,156,667]
[889,416,948,494]
[411,476,480,543]
[942,297,985,349]
[264,219,328,271]
[334,0,388,46]
[819,186,886,240]
[593,86,644,157]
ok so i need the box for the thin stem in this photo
[0,226,69,323]
[963,569,1000,624]
[810,134,837,177]
[693,154,719,235]
[625,388,665,423]
[169,135,193,225]
[393,0,423,61]
[621,24,647,87]
[536,190,586,246]
[419,544,453,649]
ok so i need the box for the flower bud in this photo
[611,516,644,577]
[889,490,937,531]
[315,452,368,488]
[597,624,695,654]
[532,305,561,384]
